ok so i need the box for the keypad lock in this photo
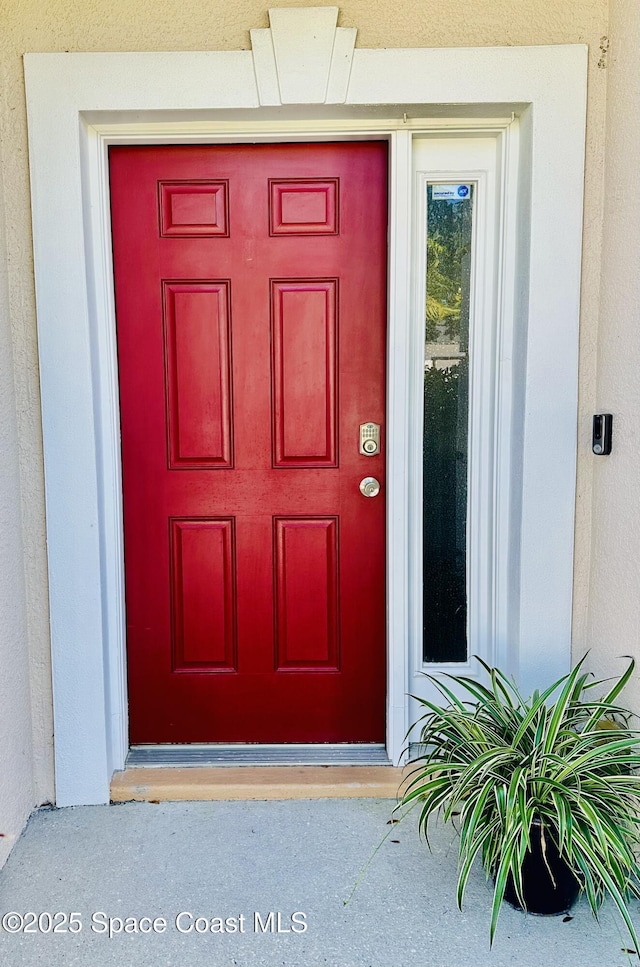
[359,422,381,456]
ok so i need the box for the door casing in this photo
[24,25,587,805]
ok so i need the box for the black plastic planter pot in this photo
[500,819,581,915]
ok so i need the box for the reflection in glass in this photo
[423,183,473,663]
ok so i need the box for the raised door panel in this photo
[269,179,339,235]
[163,281,233,468]
[274,517,339,670]
[170,518,237,671]
[271,279,337,468]
[159,180,229,237]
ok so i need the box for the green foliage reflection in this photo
[423,185,473,663]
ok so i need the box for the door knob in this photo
[359,476,381,498]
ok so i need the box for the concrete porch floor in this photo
[0,799,637,967]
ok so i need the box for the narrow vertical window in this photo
[423,183,473,663]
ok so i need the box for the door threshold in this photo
[126,743,391,768]
[114,745,403,802]
[111,764,404,802]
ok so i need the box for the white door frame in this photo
[24,8,587,806]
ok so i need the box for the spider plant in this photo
[399,656,640,947]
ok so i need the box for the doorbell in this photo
[592,414,612,455]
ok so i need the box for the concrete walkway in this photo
[0,799,637,967]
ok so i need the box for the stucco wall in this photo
[586,0,640,701]
[0,0,609,855]
[0,131,35,870]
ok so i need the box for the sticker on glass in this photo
[431,184,471,201]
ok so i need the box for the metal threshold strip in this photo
[127,743,391,768]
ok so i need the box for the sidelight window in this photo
[422,183,474,663]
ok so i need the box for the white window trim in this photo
[24,10,587,806]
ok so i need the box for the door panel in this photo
[271,279,337,467]
[274,516,339,670]
[110,142,388,743]
[163,281,233,468]
[170,517,237,671]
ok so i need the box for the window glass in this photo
[423,183,473,663]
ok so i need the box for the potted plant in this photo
[399,656,640,947]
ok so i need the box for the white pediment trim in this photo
[251,6,356,105]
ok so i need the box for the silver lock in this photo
[359,422,381,456]
[359,476,381,498]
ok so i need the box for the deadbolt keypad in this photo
[359,422,381,456]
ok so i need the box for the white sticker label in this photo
[431,184,471,201]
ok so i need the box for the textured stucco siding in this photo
[586,0,640,703]
[0,0,615,865]
[0,132,35,871]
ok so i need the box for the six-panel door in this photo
[110,142,388,743]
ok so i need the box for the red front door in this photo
[110,142,387,744]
